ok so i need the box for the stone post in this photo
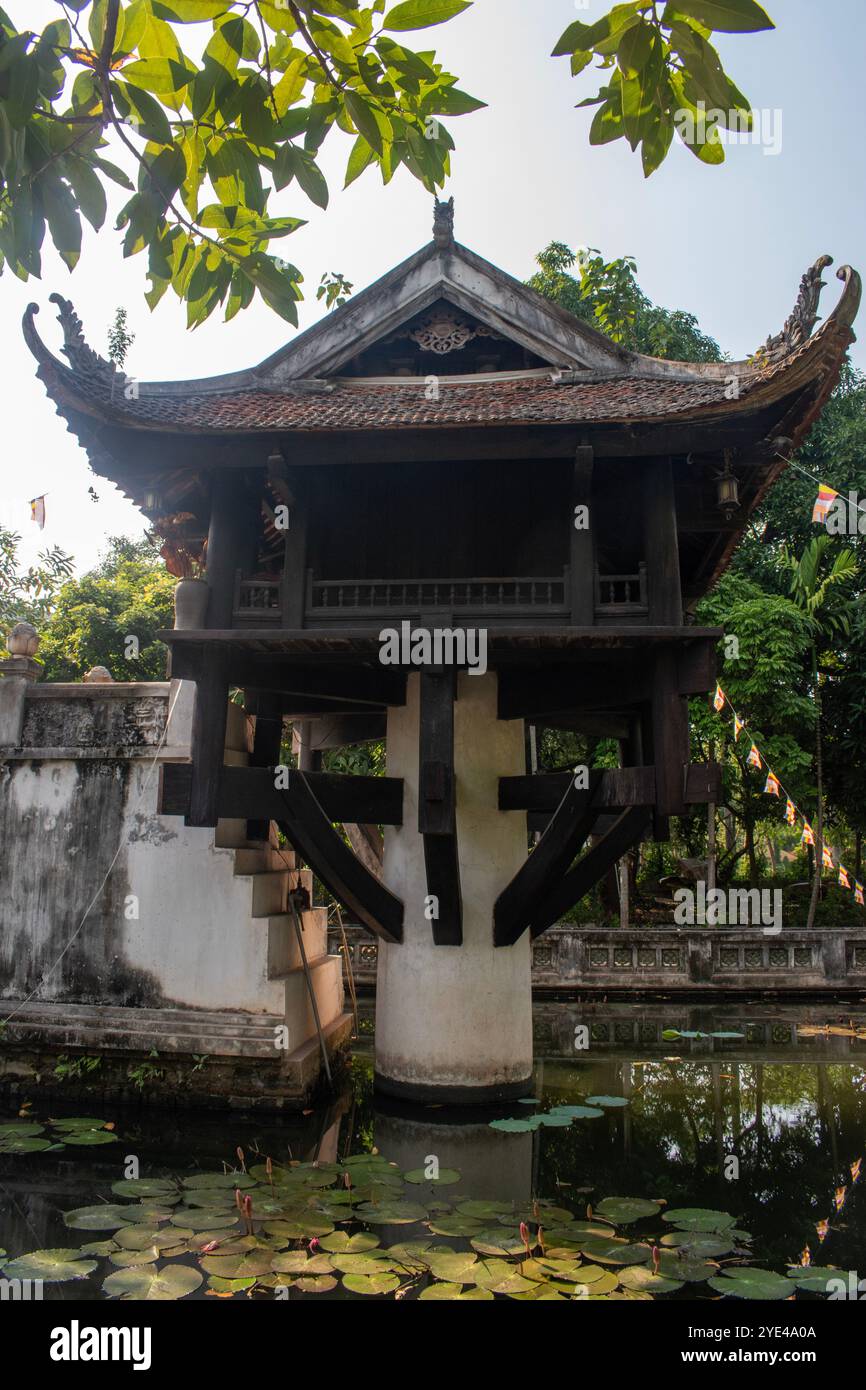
[375,671,533,1103]
[0,622,42,747]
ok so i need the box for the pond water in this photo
[2,1000,865,1302]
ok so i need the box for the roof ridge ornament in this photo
[48,292,123,388]
[760,254,833,363]
[433,196,454,250]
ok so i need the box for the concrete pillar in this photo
[375,671,533,1103]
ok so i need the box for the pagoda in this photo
[25,203,860,1102]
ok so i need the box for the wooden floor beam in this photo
[160,763,404,826]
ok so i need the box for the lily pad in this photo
[183,1172,255,1190]
[108,1247,161,1268]
[354,1201,425,1225]
[660,1232,734,1258]
[342,1271,401,1296]
[328,1252,397,1275]
[472,1259,541,1295]
[709,1268,795,1301]
[586,1096,629,1108]
[456,1200,512,1219]
[201,1251,275,1279]
[64,1205,133,1231]
[59,1130,119,1146]
[619,1264,683,1294]
[0,1135,53,1153]
[403,1167,461,1185]
[208,1276,257,1294]
[488,1118,536,1132]
[103,1264,203,1299]
[425,1251,479,1283]
[271,1252,335,1275]
[595,1197,660,1224]
[170,1210,239,1231]
[786,1266,853,1294]
[2,1248,97,1282]
[470,1230,527,1258]
[0,1122,44,1137]
[578,1237,652,1266]
[663,1208,736,1233]
[319,1231,380,1253]
[419,1282,493,1300]
[294,1275,339,1294]
[548,1105,604,1120]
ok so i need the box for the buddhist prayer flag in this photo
[713,684,726,712]
[834,1186,847,1213]
[839,865,851,890]
[822,843,835,870]
[785,799,797,826]
[802,821,815,847]
[812,483,839,523]
[816,1219,830,1243]
[30,495,46,529]
[852,1158,862,1185]
[747,743,762,769]
[856,883,865,907]
[764,771,781,797]
[733,713,745,741]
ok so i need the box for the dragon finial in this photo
[433,196,454,250]
[760,255,834,362]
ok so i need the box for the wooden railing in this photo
[594,563,648,617]
[307,574,568,617]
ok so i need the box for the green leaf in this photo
[273,56,307,116]
[384,0,471,32]
[152,1,233,19]
[344,91,391,155]
[708,1267,794,1300]
[41,177,82,270]
[344,133,376,186]
[2,1249,97,1282]
[64,157,108,230]
[589,100,625,146]
[122,57,196,97]
[665,0,774,32]
[115,81,173,144]
[642,113,675,175]
[274,146,329,207]
[103,1264,203,1299]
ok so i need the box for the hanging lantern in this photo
[142,488,161,512]
[716,454,740,519]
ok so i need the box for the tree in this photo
[0,523,75,651]
[527,240,722,360]
[0,0,482,326]
[782,536,858,929]
[552,0,775,177]
[0,3,777,327]
[37,534,176,680]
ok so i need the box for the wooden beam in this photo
[497,640,717,719]
[424,835,463,947]
[418,669,461,943]
[247,693,283,842]
[160,763,404,825]
[499,764,720,813]
[272,771,403,943]
[187,651,229,827]
[652,647,689,817]
[206,471,261,629]
[494,773,601,947]
[643,457,683,626]
[569,445,595,624]
[418,669,456,837]
[525,807,652,941]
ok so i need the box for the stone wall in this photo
[332,923,866,995]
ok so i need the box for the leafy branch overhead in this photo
[552,0,775,177]
[0,0,482,325]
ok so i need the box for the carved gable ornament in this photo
[407,310,502,356]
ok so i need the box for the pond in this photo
[1,1000,865,1302]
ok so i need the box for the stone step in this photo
[0,1000,286,1058]
[282,954,344,1044]
[266,907,328,979]
[233,845,294,876]
[248,870,289,917]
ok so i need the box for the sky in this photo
[2,0,865,577]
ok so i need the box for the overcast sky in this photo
[2,0,864,576]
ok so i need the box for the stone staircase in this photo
[215,705,350,1069]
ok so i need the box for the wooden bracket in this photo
[418,669,462,944]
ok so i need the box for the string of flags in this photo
[29,495,46,530]
[711,683,864,911]
[800,1155,862,1267]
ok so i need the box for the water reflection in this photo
[1,1001,864,1298]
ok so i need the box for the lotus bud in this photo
[537,1225,545,1256]
[236,1146,246,1172]
[519,1221,531,1257]
[309,1238,320,1252]
[235,1187,244,1212]
[651,1245,660,1275]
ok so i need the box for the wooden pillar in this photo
[643,456,683,626]
[651,646,688,820]
[569,444,595,625]
[247,692,284,841]
[188,472,259,827]
[280,475,308,629]
[418,668,462,945]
